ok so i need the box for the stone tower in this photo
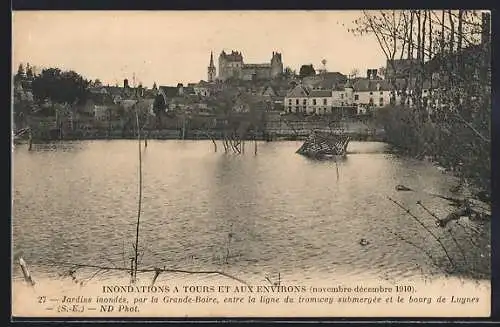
[270,51,283,78]
[218,50,243,81]
[207,51,216,82]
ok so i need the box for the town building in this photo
[349,78,393,109]
[89,79,148,104]
[217,50,283,81]
[284,85,333,115]
[284,73,395,116]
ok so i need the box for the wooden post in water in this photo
[130,258,135,282]
[18,257,35,286]
[182,118,186,140]
[212,137,217,152]
[28,130,32,151]
[335,159,339,181]
[254,136,257,156]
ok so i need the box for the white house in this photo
[284,84,311,114]
[329,78,396,114]
[284,85,343,115]
[331,82,355,107]
[306,89,333,115]
[351,78,394,108]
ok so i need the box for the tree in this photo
[152,94,166,127]
[31,67,90,105]
[14,63,25,84]
[17,63,25,78]
[320,59,328,74]
[299,64,316,78]
[349,10,491,194]
[26,63,33,79]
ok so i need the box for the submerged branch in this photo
[416,200,441,223]
[387,196,456,268]
[46,260,249,286]
[416,201,468,265]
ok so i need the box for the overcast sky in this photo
[12,11,386,88]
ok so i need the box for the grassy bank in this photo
[374,105,490,198]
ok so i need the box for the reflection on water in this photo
[12,140,490,284]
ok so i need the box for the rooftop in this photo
[352,79,393,92]
[308,89,331,97]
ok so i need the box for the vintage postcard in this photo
[11,10,491,318]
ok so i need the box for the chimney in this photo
[124,79,129,88]
[366,69,377,80]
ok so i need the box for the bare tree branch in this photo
[387,196,456,268]
[46,260,250,286]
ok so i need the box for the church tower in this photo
[207,51,216,82]
[270,51,283,78]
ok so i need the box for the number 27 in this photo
[38,296,46,303]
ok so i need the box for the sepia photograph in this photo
[11,10,491,318]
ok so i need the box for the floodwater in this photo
[12,140,490,285]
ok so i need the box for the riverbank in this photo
[15,130,386,143]
[16,112,386,143]
[375,105,490,199]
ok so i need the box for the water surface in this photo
[12,140,490,284]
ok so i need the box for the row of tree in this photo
[283,64,324,79]
[350,10,491,195]
[15,63,95,106]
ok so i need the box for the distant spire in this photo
[208,51,217,82]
